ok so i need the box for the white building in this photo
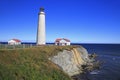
[55,38,71,46]
[8,39,21,45]
[36,7,46,45]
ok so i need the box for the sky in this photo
[0,0,120,43]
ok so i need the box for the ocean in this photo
[80,44,120,80]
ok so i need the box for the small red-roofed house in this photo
[55,38,70,46]
[8,39,21,45]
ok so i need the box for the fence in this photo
[0,44,36,50]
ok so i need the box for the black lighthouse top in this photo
[40,7,44,12]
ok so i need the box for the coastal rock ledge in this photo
[49,46,90,76]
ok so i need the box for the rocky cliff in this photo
[49,46,90,76]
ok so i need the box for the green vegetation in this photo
[0,44,34,49]
[0,46,76,80]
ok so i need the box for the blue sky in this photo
[0,0,120,43]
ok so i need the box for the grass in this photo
[0,44,34,49]
[0,45,77,80]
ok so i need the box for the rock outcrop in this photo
[49,46,90,76]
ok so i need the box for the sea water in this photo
[81,44,120,80]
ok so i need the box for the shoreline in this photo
[72,53,102,80]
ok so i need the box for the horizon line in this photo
[0,41,120,44]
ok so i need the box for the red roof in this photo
[12,39,21,42]
[55,38,70,42]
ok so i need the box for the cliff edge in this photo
[49,46,90,76]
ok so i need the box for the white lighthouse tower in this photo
[36,7,46,45]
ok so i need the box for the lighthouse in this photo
[36,7,46,45]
